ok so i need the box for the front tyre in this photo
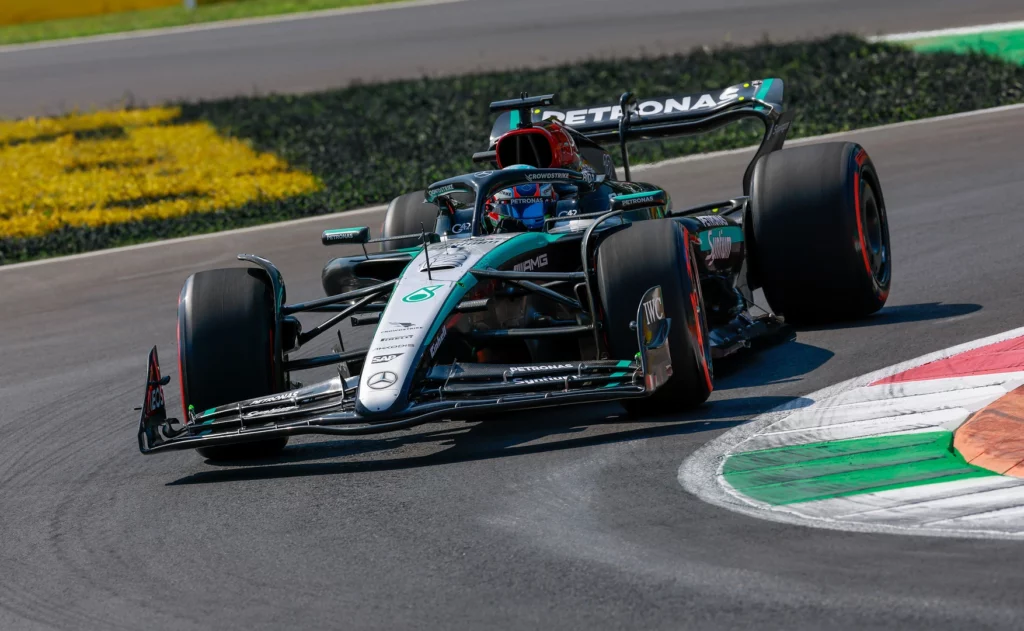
[178,267,288,460]
[749,142,891,323]
[597,219,713,416]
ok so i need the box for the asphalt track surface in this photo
[3,0,1024,118]
[1,106,1023,629]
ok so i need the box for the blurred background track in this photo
[2,0,1024,118]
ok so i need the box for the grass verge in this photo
[904,28,1024,65]
[2,35,1023,264]
[0,0,405,46]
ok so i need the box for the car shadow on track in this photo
[796,302,982,331]
[713,340,834,390]
[166,393,813,486]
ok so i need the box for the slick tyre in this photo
[749,142,891,324]
[178,267,288,460]
[597,219,713,416]
[379,191,437,252]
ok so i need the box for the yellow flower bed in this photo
[1,0,179,26]
[0,107,320,239]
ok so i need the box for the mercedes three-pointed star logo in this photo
[367,371,398,389]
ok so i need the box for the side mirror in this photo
[322,226,370,246]
[610,190,667,212]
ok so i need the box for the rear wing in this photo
[490,79,784,143]
[486,79,792,193]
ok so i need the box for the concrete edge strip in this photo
[679,325,1024,540]
[0,0,467,55]
[4,102,1023,273]
[869,20,1024,43]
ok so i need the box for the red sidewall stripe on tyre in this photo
[682,227,713,392]
[176,283,190,422]
[852,149,874,282]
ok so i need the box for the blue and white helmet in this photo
[484,165,558,232]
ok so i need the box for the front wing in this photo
[138,286,674,454]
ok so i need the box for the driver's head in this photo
[484,165,558,233]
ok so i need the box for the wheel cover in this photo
[859,178,890,286]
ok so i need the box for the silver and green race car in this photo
[137,79,892,460]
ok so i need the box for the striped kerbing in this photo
[683,326,1024,538]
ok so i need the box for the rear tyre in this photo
[379,191,437,252]
[178,267,288,460]
[597,219,713,416]
[749,142,891,324]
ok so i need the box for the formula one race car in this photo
[137,78,891,459]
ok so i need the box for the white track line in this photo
[870,20,1024,43]
[0,205,386,272]
[4,102,1023,273]
[3,11,1018,55]
[0,0,467,55]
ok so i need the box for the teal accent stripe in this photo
[723,431,996,506]
[753,78,775,111]
[472,232,565,270]
[323,228,363,235]
[754,78,774,101]
[698,226,744,250]
[616,360,632,368]
[603,370,629,388]
[614,190,665,201]
[421,277,477,349]
[509,110,521,129]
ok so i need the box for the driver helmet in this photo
[484,165,558,233]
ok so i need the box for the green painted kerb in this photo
[723,431,996,505]
[907,29,1024,65]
